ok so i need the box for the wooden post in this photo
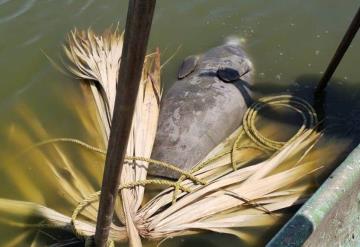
[315,7,360,94]
[94,0,156,246]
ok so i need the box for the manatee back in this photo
[150,45,253,179]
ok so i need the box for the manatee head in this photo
[178,40,253,85]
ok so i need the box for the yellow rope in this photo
[20,138,106,156]
[231,130,246,171]
[241,95,317,158]
[21,138,206,186]
[171,95,318,202]
[70,179,192,245]
[23,94,317,243]
[22,138,205,241]
[243,95,317,151]
[124,156,206,185]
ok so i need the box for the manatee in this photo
[150,39,254,179]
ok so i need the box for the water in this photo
[0,0,359,246]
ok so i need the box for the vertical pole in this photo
[315,7,360,94]
[94,0,156,246]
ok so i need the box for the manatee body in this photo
[150,41,254,179]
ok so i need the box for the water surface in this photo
[0,1,359,246]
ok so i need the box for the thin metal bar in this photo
[315,7,360,93]
[94,1,156,246]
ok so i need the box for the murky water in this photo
[0,0,359,246]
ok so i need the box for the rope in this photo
[20,139,206,186]
[23,94,317,243]
[20,138,106,156]
[171,95,317,202]
[243,95,317,151]
[21,139,205,243]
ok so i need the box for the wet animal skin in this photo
[150,41,254,179]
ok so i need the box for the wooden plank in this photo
[94,1,157,246]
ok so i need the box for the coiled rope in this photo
[243,95,317,151]
[171,95,318,201]
[22,95,317,242]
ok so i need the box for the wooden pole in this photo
[94,1,156,246]
[315,7,360,94]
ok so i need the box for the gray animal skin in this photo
[150,40,254,179]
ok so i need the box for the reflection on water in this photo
[0,0,36,24]
[0,0,359,246]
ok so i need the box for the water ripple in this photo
[0,0,11,6]
[0,0,36,24]
[75,0,95,16]
[20,33,42,47]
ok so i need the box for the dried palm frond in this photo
[0,27,161,246]
[64,27,124,140]
[136,130,322,240]
[0,26,351,247]
[0,198,127,243]
[0,92,118,246]
[66,27,162,246]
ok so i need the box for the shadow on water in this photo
[165,236,218,247]
[255,74,360,135]
[149,233,244,247]
[253,73,360,178]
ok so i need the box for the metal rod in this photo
[315,7,360,93]
[94,1,156,246]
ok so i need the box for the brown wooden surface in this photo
[94,0,157,246]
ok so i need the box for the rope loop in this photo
[171,95,318,202]
[23,94,318,243]
[243,95,317,151]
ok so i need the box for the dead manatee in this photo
[150,40,254,179]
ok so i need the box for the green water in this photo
[0,1,359,246]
